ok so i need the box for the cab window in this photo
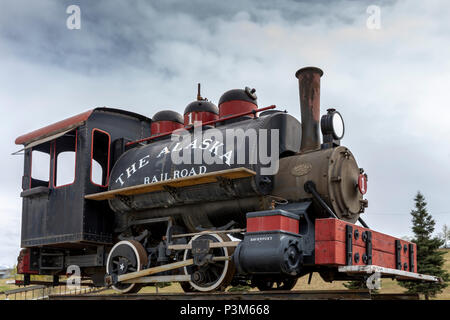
[30,143,51,188]
[91,129,110,186]
[53,130,77,188]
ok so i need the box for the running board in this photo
[338,265,441,282]
[85,167,256,201]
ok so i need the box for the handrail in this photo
[125,105,277,147]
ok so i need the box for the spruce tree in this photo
[399,191,449,299]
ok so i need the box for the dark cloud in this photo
[0,0,393,74]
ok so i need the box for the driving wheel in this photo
[106,240,148,294]
[181,233,235,292]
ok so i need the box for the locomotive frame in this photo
[14,66,440,292]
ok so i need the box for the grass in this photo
[0,278,16,293]
[2,249,449,300]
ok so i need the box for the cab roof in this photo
[15,107,151,146]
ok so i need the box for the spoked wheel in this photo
[252,277,298,291]
[181,233,235,292]
[106,240,148,294]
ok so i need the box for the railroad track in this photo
[48,290,419,300]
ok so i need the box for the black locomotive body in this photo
[108,110,301,235]
[14,67,430,292]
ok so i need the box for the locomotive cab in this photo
[15,108,151,277]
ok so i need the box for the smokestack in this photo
[295,66,323,153]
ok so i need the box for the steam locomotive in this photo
[15,67,436,293]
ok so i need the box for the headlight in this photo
[321,108,345,141]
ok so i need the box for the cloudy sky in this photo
[0,0,449,266]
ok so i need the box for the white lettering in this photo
[180,304,215,317]
[139,155,150,169]
[172,143,183,152]
[157,147,170,158]
[200,138,212,150]
[126,163,137,178]
[180,169,188,177]
[185,139,198,149]
[220,150,233,166]
[115,173,125,186]
[209,141,223,156]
